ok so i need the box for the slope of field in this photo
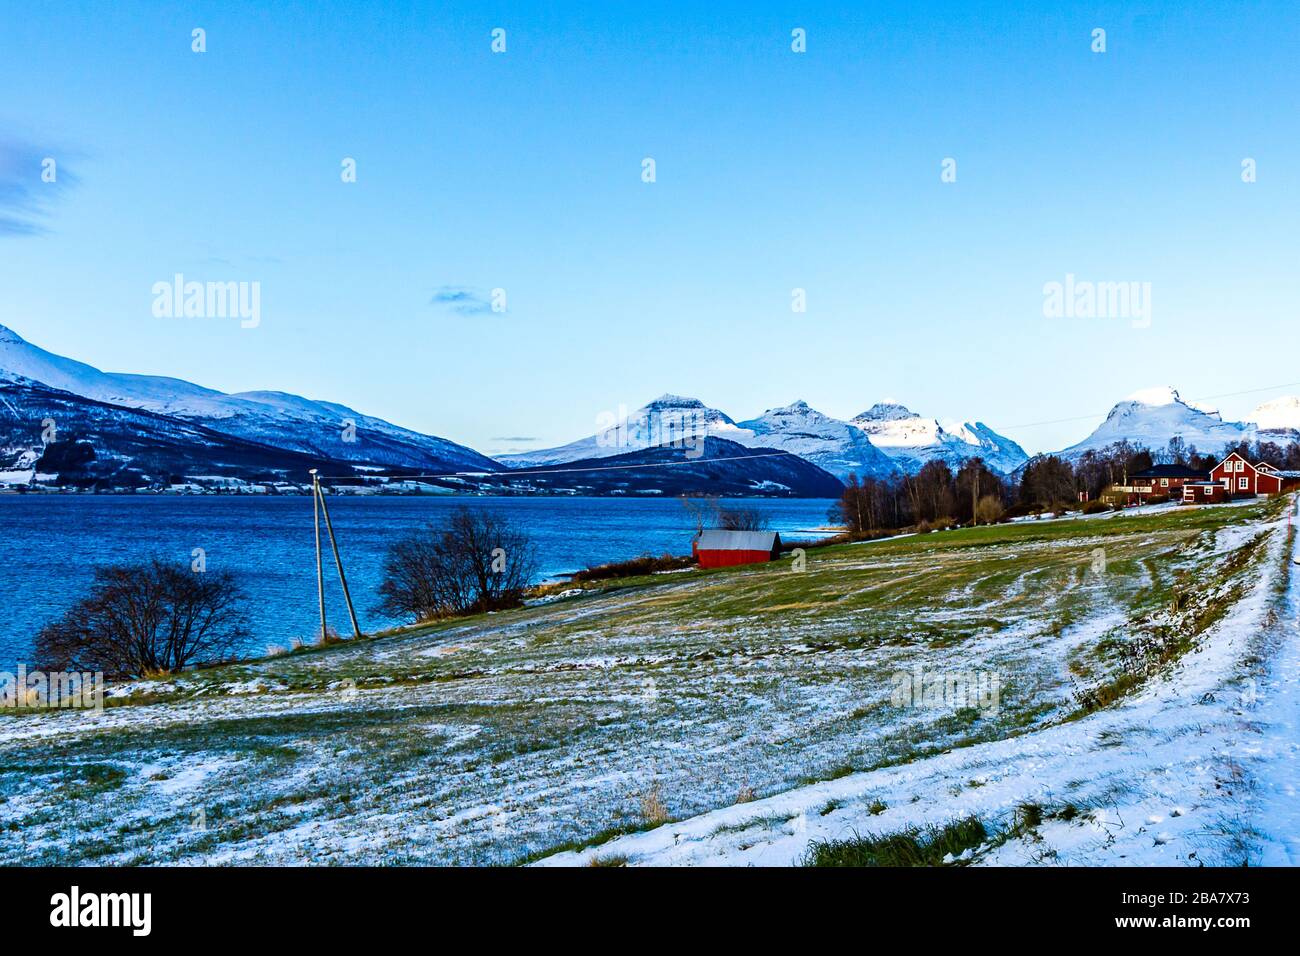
[0,498,1292,866]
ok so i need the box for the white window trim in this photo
[1239,477,1249,490]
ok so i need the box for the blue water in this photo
[0,495,837,663]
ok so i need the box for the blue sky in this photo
[2,0,1298,456]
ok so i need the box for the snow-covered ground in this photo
[539,497,1300,866]
[0,497,1290,866]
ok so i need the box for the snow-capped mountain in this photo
[1251,396,1300,437]
[501,395,896,482]
[1055,386,1300,460]
[0,377,342,489]
[506,394,1025,480]
[849,402,1029,474]
[730,401,896,481]
[0,322,499,473]
[498,395,743,468]
[1057,386,1248,459]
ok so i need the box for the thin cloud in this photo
[0,135,78,237]
[430,285,493,315]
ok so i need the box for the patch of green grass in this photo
[801,815,987,867]
[61,763,128,799]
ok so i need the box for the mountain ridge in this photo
[1056,385,1300,460]
[0,321,500,474]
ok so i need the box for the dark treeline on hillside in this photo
[835,438,1300,535]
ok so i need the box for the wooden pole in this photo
[310,469,327,641]
[316,479,362,639]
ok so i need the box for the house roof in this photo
[1131,465,1211,479]
[694,530,781,551]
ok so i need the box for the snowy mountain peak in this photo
[1060,385,1245,460]
[647,393,707,409]
[1121,385,1220,419]
[853,401,918,423]
[731,401,896,481]
[498,395,737,468]
[1252,396,1300,434]
[848,401,1027,475]
[0,323,27,345]
[1126,385,1183,407]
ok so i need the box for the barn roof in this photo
[694,530,781,552]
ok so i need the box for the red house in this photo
[1122,464,1211,505]
[692,530,782,569]
[1182,481,1228,505]
[1211,452,1285,497]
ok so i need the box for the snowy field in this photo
[0,496,1294,866]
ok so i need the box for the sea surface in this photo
[0,495,838,663]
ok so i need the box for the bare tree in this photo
[377,507,539,622]
[716,504,769,531]
[34,559,249,677]
[679,495,720,534]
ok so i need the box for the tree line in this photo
[835,437,1300,535]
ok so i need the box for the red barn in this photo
[1211,452,1285,497]
[692,530,782,569]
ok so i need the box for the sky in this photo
[2,0,1298,457]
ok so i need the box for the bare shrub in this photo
[639,782,669,826]
[377,506,539,622]
[679,496,769,533]
[716,505,769,531]
[974,495,1005,524]
[33,559,249,678]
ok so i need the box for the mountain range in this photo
[2,322,1299,495]
[500,394,1026,480]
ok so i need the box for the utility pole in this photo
[310,469,327,642]
[315,477,362,639]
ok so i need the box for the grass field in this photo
[0,498,1285,865]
